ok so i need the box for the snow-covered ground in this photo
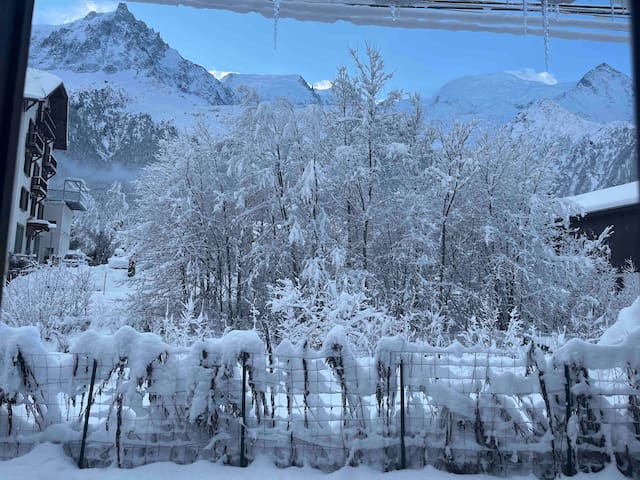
[0,442,628,480]
[85,264,134,333]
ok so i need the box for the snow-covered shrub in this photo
[269,277,405,354]
[1,266,93,349]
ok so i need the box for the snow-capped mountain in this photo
[555,63,634,123]
[28,3,238,176]
[425,72,572,125]
[423,64,632,126]
[418,65,636,195]
[223,73,323,106]
[30,3,231,107]
[510,99,636,195]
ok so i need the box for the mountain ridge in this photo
[28,4,636,195]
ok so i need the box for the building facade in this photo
[38,179,88,261]
[8,68,68,264]
[568,181,640,272]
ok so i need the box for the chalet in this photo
[568,181,640,272]
[7,68,68,266]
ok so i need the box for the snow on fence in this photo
[1,323,640,478]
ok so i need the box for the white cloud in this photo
[312,79,333,90]
[507,68,558,85]
[208,69,237,80]
[33,1,118,25]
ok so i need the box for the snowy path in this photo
[86,265,133,332]
[0,443,628,480]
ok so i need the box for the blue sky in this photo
[33,0,632,95]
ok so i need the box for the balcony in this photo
[47,181,88,211]
[43,152,57,179]
[26,130,45,159]
[39,108,56,141]
[26,217,53,236]
[30,176,48,199]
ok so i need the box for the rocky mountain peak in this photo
[556,62,633,123]
[577,63,630,91]
[115,2,133,17]
[30,5,232,105]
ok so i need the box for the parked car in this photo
[62,250,89,267]
[108,248,129,269]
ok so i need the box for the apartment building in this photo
[8,68,68,263]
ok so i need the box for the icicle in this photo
[522,0,528,34]
[273,0,281,50]
[542,0,550,71]
[390,4,399,22]
[610,0,616,20]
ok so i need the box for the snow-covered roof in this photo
[24,68,64,100]
[130,0,629,42]
[568,181,639,214]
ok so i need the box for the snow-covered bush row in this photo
[123,46,628,349]
[1,300,640,476]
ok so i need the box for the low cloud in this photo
[507,68,558,85]
[208,69,237,80]
[33,1,118,25]
[312,80,333,90]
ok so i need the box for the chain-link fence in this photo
[1,330,640,478]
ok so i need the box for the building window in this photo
[37,203,45,219]
[19,187,29,211]
[23,151,31,176]
[33,236,41,259]
[30,198,37,216]
[14,223,24,254]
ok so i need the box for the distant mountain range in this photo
[222,73,323,106]
[29,3,636,195]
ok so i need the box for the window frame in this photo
[0,0,638,302]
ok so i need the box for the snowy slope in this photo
[425,72,571,125]
[423,64,633,126]
[510,99,604,142]
[510,99,636,195]
[555,63,634,123]
[223,73,323,106]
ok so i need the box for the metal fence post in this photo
[78,359,98,469]
[564,364,575,476]
[240,357,247,468]
[400,358,406,470]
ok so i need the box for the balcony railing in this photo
[47,188,88,211]
[39,108,56,141]
[43,154,58,179]
[27,130,45,158]
[30,176,48,199]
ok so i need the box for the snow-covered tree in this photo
[123,46,621,346]
[71,181,129,263]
